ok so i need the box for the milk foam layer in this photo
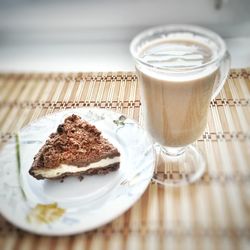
[138,37,218,81]
[140,39,215,68]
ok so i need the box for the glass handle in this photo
[211,51,231,100]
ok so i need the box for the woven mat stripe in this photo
[219,92,249,134]
[1,96,250,107]
[43,77,63,103]
[71,79,85,103]
[1,234,249,250]
[202,101,249,179]
[0,107,18,132]
[0,72,136,81]
[106,75,116,104]
[2,76,26,103]
[11,76,36,103]
[244,78,250,97]
[0,106,10,130]
[16,76,36,103]
[67,78,82,103]
[220,96,250,172]
[54,77,70,102]
[233,78,249,99]
[0,75,16,102]
[97,77,108,104]
[1,99,249,109]
[238,78,250,108]
[1,221,249,237]
[116,185,248,245]
[200,140,248,233]
[95,77,106,103]
[0,75,20,102]
[60,78,75,103]
[228,80,250,131]
[148,186,248,243]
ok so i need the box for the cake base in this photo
[32,163,120,180]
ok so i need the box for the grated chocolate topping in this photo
[30,114,120,170]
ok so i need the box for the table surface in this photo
[0,69,250,250]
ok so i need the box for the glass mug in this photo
[130,25,230,186]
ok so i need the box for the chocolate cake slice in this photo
[29,114,120,180]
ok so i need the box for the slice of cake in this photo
[29,114,120,180]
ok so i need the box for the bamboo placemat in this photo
[0,69,249,250]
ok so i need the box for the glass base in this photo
[153,144,206,187]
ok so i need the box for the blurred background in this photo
[0,0,249,72]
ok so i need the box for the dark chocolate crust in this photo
[29,114,120,179]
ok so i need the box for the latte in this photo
[137,38,218,147]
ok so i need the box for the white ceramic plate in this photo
[0,108,155,236]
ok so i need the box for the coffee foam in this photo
[138,36,219,81]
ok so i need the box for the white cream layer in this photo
[33,156,120,178]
